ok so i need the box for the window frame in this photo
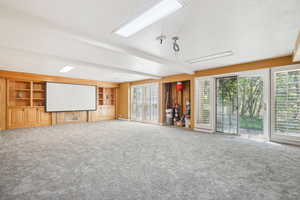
[130,82,160,124]
[194,77,215,132]
[271,64,300,145]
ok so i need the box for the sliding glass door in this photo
[216,76,238,134]
[195,69,269,138]
[131,83,159,123]
[237,69,269,139]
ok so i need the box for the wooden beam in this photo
[195,56,300,77]
[0,69,119,87]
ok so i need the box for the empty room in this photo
[0,0,300,199]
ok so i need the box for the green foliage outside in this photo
[239,116,263,130]
[218,76,264,131]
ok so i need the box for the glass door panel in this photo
[131,87,138,120]
[150,85,159,122]
[216,77,238,134]
[131,83,159,123]
[238,76,264,137]
[144,86,151,121]
[136,87,144,121]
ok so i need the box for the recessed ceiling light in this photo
[114,0,183,37]
[187,51,234,64]
[59,66,74,73]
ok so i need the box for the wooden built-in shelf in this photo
[8,80,46,107]
[98,87,116,106]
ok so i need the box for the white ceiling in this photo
[0,0,299,82]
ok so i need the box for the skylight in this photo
[114,0,183,37]
[59,66,74,73]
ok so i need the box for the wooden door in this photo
[7,108,25,129]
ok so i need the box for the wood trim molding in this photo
[130,79,161,86]
[0,70,119,87]
[195,55,300,77]
[162,74,194,83]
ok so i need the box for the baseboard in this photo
[193,128,214,133]
[118,118,129,120]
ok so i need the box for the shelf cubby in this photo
[8,80,46,107]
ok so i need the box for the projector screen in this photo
[46,82,96,112]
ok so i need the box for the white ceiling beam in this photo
[0,5,194,76]
[0,45,162,79]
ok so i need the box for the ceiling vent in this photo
[187,51,233,64]
[293,32,300,62]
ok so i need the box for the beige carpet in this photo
[0,120,300,200]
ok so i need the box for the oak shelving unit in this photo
[7,79,51,129]
[98,87,116,106]
[2,70,119,131]
[8,80,46,107]
[98,87,104,105]
[32,82,46,107]
[104,88,116,106]
[91,87,116,121]
[8,80,31,107]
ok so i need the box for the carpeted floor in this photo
[0,120,300,200]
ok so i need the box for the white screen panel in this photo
[46,82,96,112]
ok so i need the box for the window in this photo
[274,69,300,136]
[131,83,159,123]
[195,78,214,130]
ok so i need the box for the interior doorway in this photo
[163,81,191,128]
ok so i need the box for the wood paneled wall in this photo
[117,55,300,128]
[0,78,6,130]
[117,83,130,119]
[0,70,119,130]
